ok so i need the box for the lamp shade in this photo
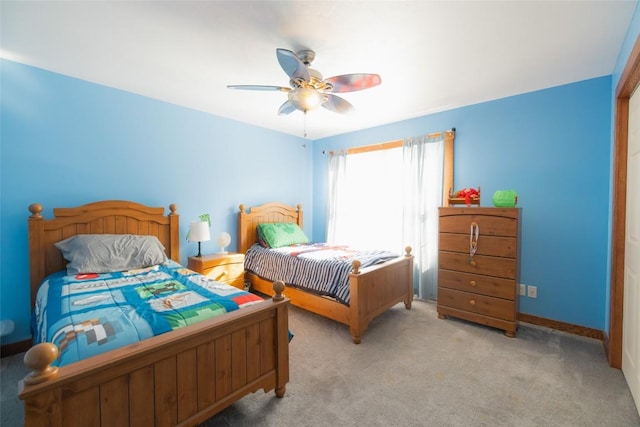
[188,221,211,242]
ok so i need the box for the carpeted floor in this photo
[2,300,639,426]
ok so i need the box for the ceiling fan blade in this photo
[324,73,382,93]
[227,85,290,92]
[278,100,297,116]
[276,48,310,82]
[322,94,354,114]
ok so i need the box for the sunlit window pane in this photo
[333,147,403,252]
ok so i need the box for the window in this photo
[327,130,455,299]
[330,147,403,251]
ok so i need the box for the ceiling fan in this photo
[227,48,382,116]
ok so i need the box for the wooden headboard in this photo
[27,200,179,309]
[238,202,303,253]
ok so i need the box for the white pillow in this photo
[55,234,168,275]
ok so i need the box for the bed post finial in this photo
[272,280,285,301]
[22,342,59,385]
[351,259,361,274]
[405,246,412,257]
[169,204,178,215]
[239,204,245,213]
[29,203,43,218]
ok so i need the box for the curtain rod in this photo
[322,127,455,155]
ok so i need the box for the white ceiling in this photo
[1,1,637,140]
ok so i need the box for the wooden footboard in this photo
[348,247,414,343]
[248,248,413,344]
[19,285,290,427]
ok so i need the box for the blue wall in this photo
[0,59,313,344]
[313,76,612,331]
[3,2,640,343]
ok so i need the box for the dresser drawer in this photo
[439,233,517,258]
[439,209,519,237]
[439,251,516,279]
[202,261,244,286]
[438,269,516,300]
[437,287,515,321]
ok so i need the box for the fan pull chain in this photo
[303,110,308,138]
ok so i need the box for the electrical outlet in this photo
[527,285,537,298]
[519,284,526,296]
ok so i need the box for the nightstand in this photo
[188,252,245,289]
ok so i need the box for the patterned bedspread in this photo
[33,260,264,367]
[244,243,398,305]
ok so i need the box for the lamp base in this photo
[195,242,203,257]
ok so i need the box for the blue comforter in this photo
[33,260,264,367]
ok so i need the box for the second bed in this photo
[238,202,414,343]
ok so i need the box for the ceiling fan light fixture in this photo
[288,87,325,112]
[228,48,381,117]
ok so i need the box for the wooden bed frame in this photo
[238,202,414,344]
[19,200,290,427]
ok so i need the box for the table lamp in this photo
[188,221,210,257]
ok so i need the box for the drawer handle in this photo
[469,259,477,266]
[469,299,476,306]
[469,280,477,287]
[210,271,228,280]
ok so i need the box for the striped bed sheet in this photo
[244,243,399,305]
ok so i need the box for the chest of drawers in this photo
[437,207,520,337]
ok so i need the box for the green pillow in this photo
[257,223,310,248]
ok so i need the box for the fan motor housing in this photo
[296,49,316,65]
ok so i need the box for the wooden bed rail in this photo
[21,280,286,387]
[19,281,289,427]
[21,281,286,387]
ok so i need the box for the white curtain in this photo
[326,134,444,300]
[402,134,444,300]
[326,149,347,243]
